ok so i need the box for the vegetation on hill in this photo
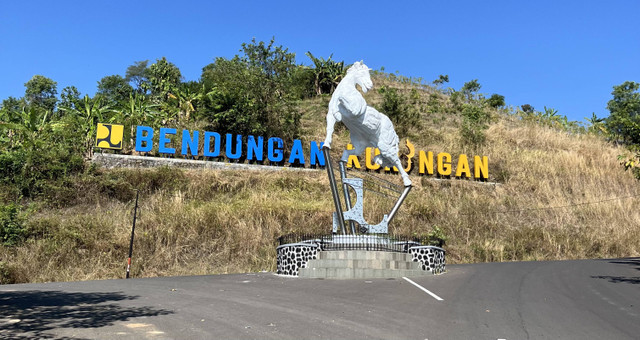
[1,38,639,284]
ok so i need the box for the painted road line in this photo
[402,277,444,301]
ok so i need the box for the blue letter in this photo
[226,133,242,160]
[203,131,221,157]
[310,141,325,166]
[158,128,177,154]
[288,139,305,165]
[268,137,283,162]
[135,125,153,152]
[247,135,263,161]
[181,130,199,156]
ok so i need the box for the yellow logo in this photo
[95,123,124,149]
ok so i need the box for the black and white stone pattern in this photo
[409,246,446,274]
[276,243,318,276]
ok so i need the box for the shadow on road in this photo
[608,257,640,271]
[591,257,640,285]
[0,290,173,340]
[591,275,640,284]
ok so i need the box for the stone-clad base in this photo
[276,243,318,276]
[409,246,446,274]
[276,246,446,279]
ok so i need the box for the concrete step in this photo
[298,267,431,279]
[305,258,422,270]
[318,250,412,262]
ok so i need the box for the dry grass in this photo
[2,79,639,284]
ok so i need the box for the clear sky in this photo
[1,0,638,123]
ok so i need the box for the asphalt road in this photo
[1,258,638,339]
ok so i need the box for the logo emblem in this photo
[95,123,124,149]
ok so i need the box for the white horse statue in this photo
[323,61,412,187]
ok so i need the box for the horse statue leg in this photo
[323,111,338,149]
[375,148,413,187]
[393,158,413,187]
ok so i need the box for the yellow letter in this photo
[455,154,471,178]
[437,152,452,176]
[346,144,361,169]
[365,147,381,170]
[403,139,415,172]
[474,155,489,179]
[419,150,434,175]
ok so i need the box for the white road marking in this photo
[402,277,443,301]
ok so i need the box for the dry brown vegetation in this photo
[1,75,639,284]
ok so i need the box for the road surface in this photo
[1,258,638,339]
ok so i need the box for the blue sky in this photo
[1,1,638,123]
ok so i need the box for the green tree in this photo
[59,86,82,111]
[97,75,134,107]
[521,104,535,114]
[24,75,58,113]
[146,57,182,100]
[0,97,25,124]
[461,79,481,101]
[605,81,640,144]
[486,94,505,108]
[200,38,302,140]
[125,60,150,93]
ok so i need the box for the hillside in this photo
[1,73,639,284]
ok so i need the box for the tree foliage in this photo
[433,74,449,85]
[521,104,534,113]
[486,94,505,108]
[125,60,150,92]
[24,75,58,113]
[97,75,133,107]
[605,81,640,144]
[146,57,182,101]
[200,38,304,140]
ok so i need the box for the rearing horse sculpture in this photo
[323,61,412,187]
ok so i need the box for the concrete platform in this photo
[298,250,431,279]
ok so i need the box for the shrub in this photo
[460,104,490,145]
[376,86,420,135]
[0,203,26,246]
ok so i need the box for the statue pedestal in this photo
[276,234,446,278]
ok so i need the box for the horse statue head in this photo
[346,61,373,93]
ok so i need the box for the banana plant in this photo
[167,86,203,122]
[306,52,345,95]
[111,93,160,152]
[584,113,607,135]
[0,105,50,150]
[59,95,113,159]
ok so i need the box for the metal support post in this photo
[126,190,139,279]
[387,185,412,224]
[323,147,346,234]
[338,161,357,234]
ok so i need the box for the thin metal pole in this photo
[126,190,139,279]
[387,185,412,224]
[323,147,346,234]
[338,161,356,234]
